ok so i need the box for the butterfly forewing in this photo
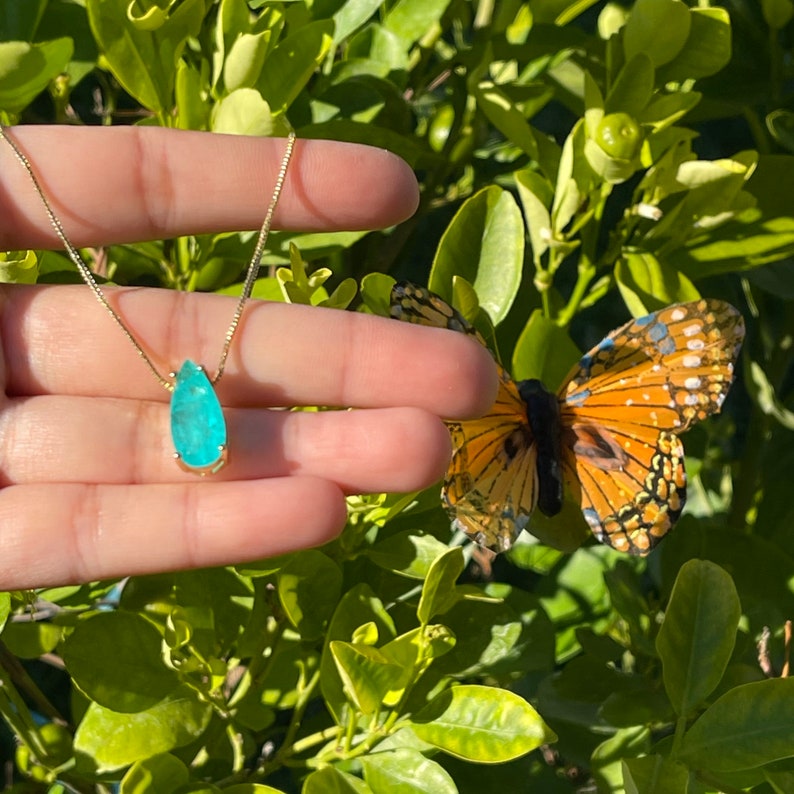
[390,282,538,552]
[562,300,744,434]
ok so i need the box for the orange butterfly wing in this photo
[559,299,745,555]
[390,282,537,552]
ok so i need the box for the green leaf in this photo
[86,0,204,115]
[366,531,451,580]
[514,168,553,265]
[655,559,741,717]
[417,547,464,624]
[512,309,580,389]
[591,727,650,790]
[623,755,688,793]
[429,186,524,325]
[120,753,189,794]
[762,0,794,28]
[601,688,674,728]
[0,38,73,114]
[303,766,373,794]
[277,550,343,641]
[331,0,382,45]
[211,88,276,135]
[409,685,556,762]
[74,685,211,773]
[62,611,179,712]
[2,620,62,658]
[615,251,700,314]
[0,593,11,635]
[680,678,794,771]
[330,641,405,715]
[360,749,456,793]
[473,81,548,161]
[536,547,612,660]
[258,20,333,113]
[223,31,270,92]
[359,271,396,316]
[321,584,397,723]
[765,763,794,794]
[623,0,691,68]
[657,8,732,83]
[431,588,554,679]
[639,92,701,132]
[319,277,358,309]
[381,625,456,696]
[175,60,209,131]
[604,53,654,117]
[383,0,453,46]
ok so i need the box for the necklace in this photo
[0,125,296,475]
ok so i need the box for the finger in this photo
[0,478,347,589]
[0,125,419,248]
[4,286,499,419]
[1,396,451,492]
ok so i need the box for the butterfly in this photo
[390,281,745,556]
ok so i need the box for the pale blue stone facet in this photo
[170,360,228,474]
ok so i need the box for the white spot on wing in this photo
[683,323,700,337]
[687,339,705,350]
[683,354,702,368]
[685,376,702,390]
[671,308,686,321]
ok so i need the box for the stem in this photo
[0,662,49,760]
[228,611,285,709]
[742,108,771,155]
[669,715,688,758]
[557,183,611,326]
[557,258,596,326]
[289,725,340,757]
[227,723,245,774]
[0,643,65,723]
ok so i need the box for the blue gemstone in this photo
[170,360,228,474]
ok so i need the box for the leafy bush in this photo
[3,0,794,792]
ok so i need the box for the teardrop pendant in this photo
[170,360,228,475]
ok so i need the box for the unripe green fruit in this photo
[595,113,642,160]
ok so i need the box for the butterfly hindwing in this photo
[390,282,538,552]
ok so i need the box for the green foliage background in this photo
[2,0,794,792]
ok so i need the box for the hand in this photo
[0,126,497,589]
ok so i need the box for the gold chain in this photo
[0,125,296,392]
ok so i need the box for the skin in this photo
[0,126,498,589]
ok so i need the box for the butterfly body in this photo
[390,282,744,556]
[517,378,563,518]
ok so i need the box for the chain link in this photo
[0,125,296,392]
